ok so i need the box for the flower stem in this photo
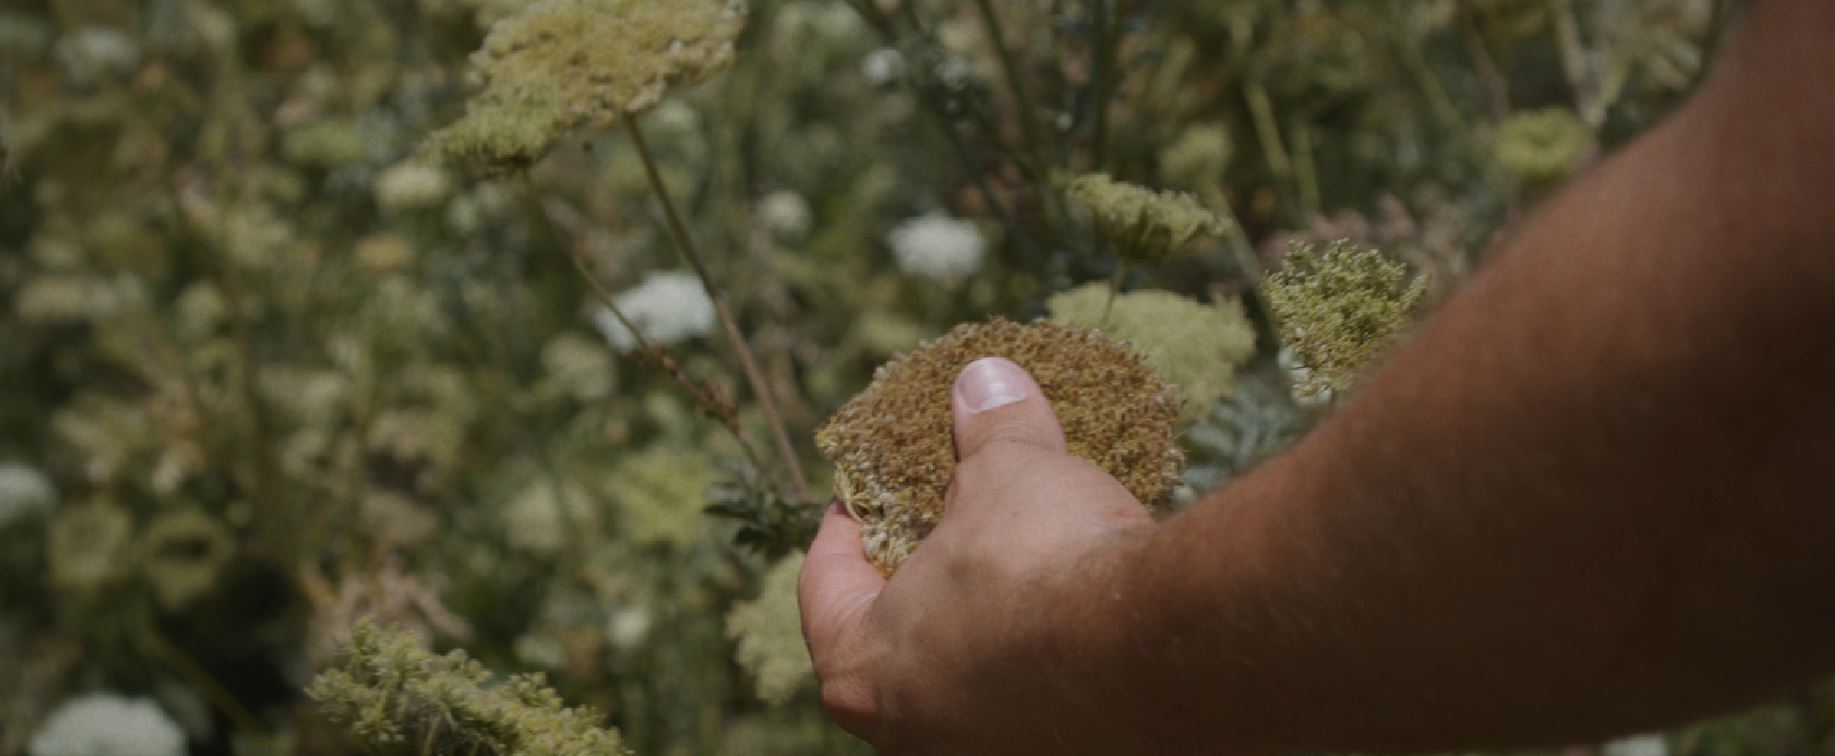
[624,115,811,505]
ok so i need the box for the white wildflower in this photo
[373,163,452,211]
[888,213,985,281]
[0,462,56,528]
[1602,735,1669,756]
[605,604,653,652]
[757,190,812,242]
[30,693,186,756]
[55,27,139,84]
[591,271,717,352]
[860,47,904,85]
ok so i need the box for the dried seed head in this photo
[425,0,746,170]
[815,319,1184,575]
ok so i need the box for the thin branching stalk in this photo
[971,0,1056,180]
[1089,0,1117,171]
[1459,2,1512,122]
[556,221,769,478]
[840,0,1050,275]
[141,619,266,736]
[623,115,810,504]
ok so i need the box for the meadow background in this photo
[3,0,1831,753]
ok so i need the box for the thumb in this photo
[951,357,1067,462]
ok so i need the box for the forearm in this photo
[1043,1,1835,751]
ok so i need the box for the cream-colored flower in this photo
[726,553,813,705]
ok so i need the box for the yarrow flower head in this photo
[29,693,185,756]
[1069,173,1228,263]
[1495,107,1594,184]
[1265,240,1427,405]
[888,213,986,281]
[726,552,813,705]
[308,619,632,755]
[1047,284,1256,420]
[817,319,1183,574]
[424,0,746,170]
[591,271,717,352]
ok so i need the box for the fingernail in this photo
[957,357,1029,413]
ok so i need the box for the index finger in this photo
[799,500,887,659]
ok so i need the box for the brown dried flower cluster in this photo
[816,319,1184,575]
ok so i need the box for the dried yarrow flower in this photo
[425,0,745,170]
[815,319,1184,575]
[1265,240,1426,404]
[1068,173,1228,263]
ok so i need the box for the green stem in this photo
[554,211,768,478]
[141,620,266,736]
[1089,0,1116,171]
[971,0,1056,182]
[624,115,811,506]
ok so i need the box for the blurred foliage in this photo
[3,0,1826,753]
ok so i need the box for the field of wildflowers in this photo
[3,0,1831,753]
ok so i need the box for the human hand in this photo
[799,356,1156,754]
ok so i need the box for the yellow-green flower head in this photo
[309,620,632,755]
[1047,284,1256,420]
[1495,108,1593,184]
[1266,240,1426,403]
[140,509,235,610]
[1069,173,1228,263]
[726,553,813,705]
[425,0,746,170]
[48,499,134,591]
[1158,123,1233,191]
[609,447,710,548]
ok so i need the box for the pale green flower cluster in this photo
[1495,108,1594,184]
[1266,240,1427,404]
[47,500,135,592]
[308,620,632,755]
[611,448,711,548]
[726,553,813,705]
[1047,284,1256,420]
[425,0,745,169]
[1069,174,1227,263]
[1158,123,1233,191]
[140,509,235,610]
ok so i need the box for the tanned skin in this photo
[799,0,1835,753]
